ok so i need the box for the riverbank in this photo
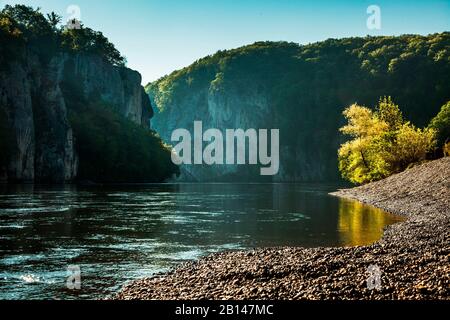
[115,158,449,300]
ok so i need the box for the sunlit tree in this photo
[384,123,436,172]
[338,104,389,184]
[377,96,403,131]
[338,97,436,184]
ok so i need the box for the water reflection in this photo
[338,199,404,246]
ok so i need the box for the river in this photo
[0,183,403,299]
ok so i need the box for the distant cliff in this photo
[147,33,450,182]
[0,5,177,183]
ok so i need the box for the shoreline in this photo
[115,158,449,300]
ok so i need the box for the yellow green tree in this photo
[338,97,436,184]
[338,104,389,184]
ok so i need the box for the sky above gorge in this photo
[2,0,450,84]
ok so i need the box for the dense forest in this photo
[148,33,450,182]
[0,5,126,67]
[0,5,178,183]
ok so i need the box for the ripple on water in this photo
[152,249,205,261]
[0,207,71,215]
[0,253,48,266]
[0,224,27,229]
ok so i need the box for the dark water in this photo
[0,183,403,300]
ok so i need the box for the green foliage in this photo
[149,35,450,127]
[338,98,436,184]
[428,101,450,149]
[2,5,54,38]
[338,104,390,184]
[377,96,403,130]
[61,27,126,66]
[0,12,25,67]
[384,123,436,171]
[62,80,179,183]
[1,5,59,63]
[0,5,126,66]
[46,12,61,30]
[147,34,450,181]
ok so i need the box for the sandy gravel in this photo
[114,158,450,300]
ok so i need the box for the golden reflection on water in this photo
[338,199,404,247]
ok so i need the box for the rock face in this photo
[151,83,273,181]
[148,34,450,182]
[151,81,338,182]
[0,52,152,183]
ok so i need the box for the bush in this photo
[384,123,436,172]
[338,97,436,184]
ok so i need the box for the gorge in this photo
[1,5,449,184]
[147,33,450,182]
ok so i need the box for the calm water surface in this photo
[0,183,403,300]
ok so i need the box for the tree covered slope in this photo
[147,33,450,182]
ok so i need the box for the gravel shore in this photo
[115,158,449,300]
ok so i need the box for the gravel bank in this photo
[115,158,450,300]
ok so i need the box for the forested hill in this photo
[147,33,450,182]
[0,5,178,183]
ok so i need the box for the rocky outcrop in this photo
[0,51,152,183]
[69,54,153,127]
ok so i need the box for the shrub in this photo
[338,97,436,184]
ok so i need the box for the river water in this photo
[0,183,402,299]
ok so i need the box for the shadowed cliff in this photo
[0,5,178,183]
[147,33,450,182]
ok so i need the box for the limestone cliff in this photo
[0,51,152,183]
[148,34,450,182]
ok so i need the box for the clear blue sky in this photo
[2,0,449,84]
